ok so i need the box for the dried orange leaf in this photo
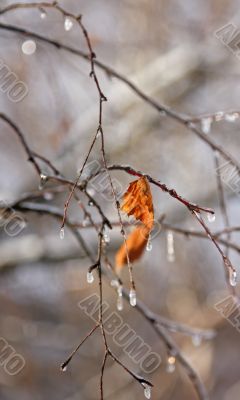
[121,176,154,230]
[115,226,150,272]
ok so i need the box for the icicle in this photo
[87,271,94,284]
[143,384,152,399]
[22,40,36,55]
[146,235,152,252]
[64,16,73,31]
[192,334,202,347]
[39,173,47,190]
[103,228,110,244]
[207,213,216,223]
[167,230,175,262]
[201,117,212,134]
[117,295,123,311]
[166,355,176,373]
[59,228,65,240]
[229,269,237,287]
[129,288,136,307]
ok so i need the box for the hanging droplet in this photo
[111,279,119,288]
[39,173,47,190]
[39,8,47,19]
[129,288,136,307]
[146,236,152,252]
[88,200,94,207]
[229,269,237,287]
[103,228,110,244]
[166,355,176,373]
[167,230,175,262]
[59,228,65,240]
[87,271,94,284]
[201,117,212,134]
[207,213,215,223]
[117,295,123,311]
[143,384,152,399]
[225,112,239,122]
[61,365,67,372]
[64,16,73,31]
[192,334,202,347]
[22,40,36,55]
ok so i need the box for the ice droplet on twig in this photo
[146,235,152,252]
[117,295,123,311]
[207,213,215,223]
[87,271,94,284]
[167,230,175,262]
[64,16,74,31]
[166,355,176,373]
[143,384,152,399]
[59,228,65,240]
[103,228,110,244]
[129,288,136,307]
[229,269,237,287]
[39,173,47,190]
[61,365,67,372]
[201,117,212,134]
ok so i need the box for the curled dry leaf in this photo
[120,176,154,230]
[115,177,154,272]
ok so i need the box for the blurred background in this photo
[0,0,240,399]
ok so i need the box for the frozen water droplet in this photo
[103,228,110,243]
[111,279,119,288]
[39,173,47,190]
[64,16,73,31]
[88,200,94,206]
[229,269,237,287]
[143,384,151,399]
[60,228,65,240]
[61,365,67,372]
[96,131,101,139]
[117,295,123,311]
[201,117,212,134]
[22,40,36,55]
[207,213,215,223]
[40,9,46,19]
[87,271,94,284]
[225,113,239,122]
[129,289,136,307]
[87,188,95,197]
[166,356,176,373]
[192,334,202,347]
[167,230,175,262]
[146,236,152,251]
